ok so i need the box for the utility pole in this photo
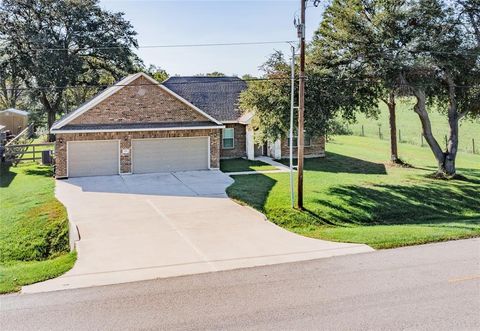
[297,0,306,210]
[289,45,295,208]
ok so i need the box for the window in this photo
[222,128,235,149]
[288,134,312,147]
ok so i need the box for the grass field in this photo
[0,163,75,293]
[347,100,480,154]
[220,158,276,172]
[227,136,480,249]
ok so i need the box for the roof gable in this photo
[52,73,222,131]
[162,76,247,122]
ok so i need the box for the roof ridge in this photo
[164,76,242,80]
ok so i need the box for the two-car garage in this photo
[131,137,209,174]
[66,137,210,178]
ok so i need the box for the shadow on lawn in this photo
[227,174,277,211]
[23,166,53,178]
[0,164,16,187]
[284,152,388,175]
[312,180,480,227]
[1,164,52,188]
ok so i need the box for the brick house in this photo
[51,72,324,178]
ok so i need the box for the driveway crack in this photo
[145,199,217,272]
[170,172,200,196]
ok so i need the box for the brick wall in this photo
[55,129,221,178]
[70,76,209,125]
[280,135,325,158]
[220,123,247,159]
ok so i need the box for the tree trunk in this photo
[47,109,56,142]
[411,89,448,174]
[387,92,399,162]
[443,77,460,176]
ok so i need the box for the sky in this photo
[100,0,325,77]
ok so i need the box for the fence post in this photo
[421,134,424,147]
[444,135,448,149]
[378,126,382,139]
[32,145,35,162]
[361,125,364,137]
[399,129,402,143]
[473,138,476,154]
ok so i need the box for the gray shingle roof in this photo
[163,76,247,122]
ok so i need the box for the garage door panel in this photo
[132,137,208,174]
[68,141,119,177]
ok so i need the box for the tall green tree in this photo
[399,0,480,176]
[311,0,411,163]
[0,0,140,140]
[240,50,379,143]
[310,0,479,176]
[0,49,25,109]
[239,52,290,143]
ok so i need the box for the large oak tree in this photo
[311,0,479,176]
[0,0,140,140]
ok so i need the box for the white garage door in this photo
[132,137,209,174]
[68,140,119,177]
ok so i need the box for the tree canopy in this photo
[243,0,479,176]
[0,0,140,138]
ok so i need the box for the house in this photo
[50,72,325,178]
[0,108,29,135]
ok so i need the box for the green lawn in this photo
[0,163,75,293]
[347,100,480,154]
[220,158,277,172]
[227,136,480,249]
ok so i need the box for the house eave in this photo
[51,125,225,134]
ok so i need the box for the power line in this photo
[14,43,478,57]
[4,77,480,92]
[3,77,288,91]
[20,40,297,52]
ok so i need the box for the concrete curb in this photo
[68,218,80,251]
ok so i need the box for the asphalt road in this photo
[1,239,479,331]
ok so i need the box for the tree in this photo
[205,72,226,77]
[194,72,227,77]
[399,0,480,176]
[240,50,379,143]
[0,49,25,109]
[147,64,169,83]
[310,0,410,163]
[239,52,290,143]
[310,0,479,176]
[0,0,140,140]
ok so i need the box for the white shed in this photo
[0,108,29,135]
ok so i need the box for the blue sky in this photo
[100,0,325,76]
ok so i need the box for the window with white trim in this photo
[222,128,235,149]
[288,134,312,147]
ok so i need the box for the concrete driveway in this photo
[23,171,373,293]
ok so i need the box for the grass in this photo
[0,163,75,293]
[227,135,480,249]
[220,158,277,172]
[348,99,480,154]
[0,253,76,293]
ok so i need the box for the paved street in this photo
[2,238,479,330]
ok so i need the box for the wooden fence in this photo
[358,124,478,154]
[5,124,34,147]
[3,143,55,165]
